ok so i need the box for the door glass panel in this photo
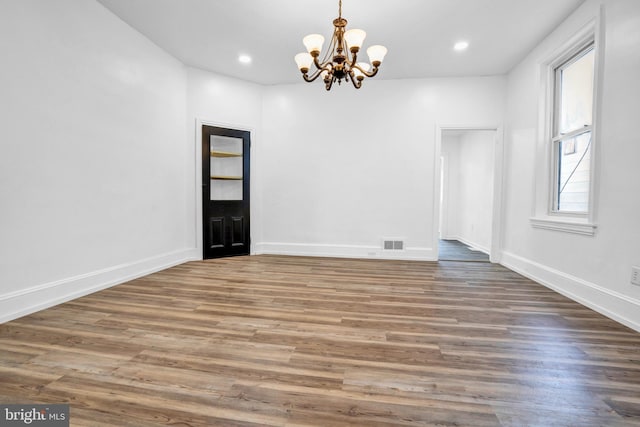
[210,135,243,200]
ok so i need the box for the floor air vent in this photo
[383,240,404,251]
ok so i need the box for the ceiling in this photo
[96,0,585,85]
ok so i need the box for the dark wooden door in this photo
[202,125,250,259]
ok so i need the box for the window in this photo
[552,43,595,214]
[531,16,600,236]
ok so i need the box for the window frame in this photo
[530,15,602,236]
[550,41,595,215]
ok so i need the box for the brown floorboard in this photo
[439,239,490,262]
[1,255,639,426]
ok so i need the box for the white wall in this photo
[441,131,495,252]
[501,0,640,331]
[185,67,263,258]
[0,0,190,322]
[440,136,461,240]
[259,77,505,260]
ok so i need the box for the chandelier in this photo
[294,0,388,90]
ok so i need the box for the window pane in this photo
[558,48,594,134]
[557,131,591,212]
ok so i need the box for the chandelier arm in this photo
[349,72,362,89]
[352,63,380,78]
[348,49,358,68]
[302,67,328,83]
[325,75,335,91]
[364,67,380,77]
[312,55,331,72]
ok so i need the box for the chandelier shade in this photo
[303,34,325,54]
[344,29,366,50]
[294,53,314,71]
[294,0,387,90]
[366,45,388,66]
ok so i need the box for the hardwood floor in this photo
[1,255,640,426]
[439,239,490,262]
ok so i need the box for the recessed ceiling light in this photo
[238,54,252,64]
[454,41,469,51]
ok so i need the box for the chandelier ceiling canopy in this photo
[294,0,388,90]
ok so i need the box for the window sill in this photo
[530,217,597,236]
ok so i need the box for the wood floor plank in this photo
[1,255,640,426]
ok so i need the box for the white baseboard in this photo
[501,251,640,333]
[0,248,199,324]
[254,242,436,261]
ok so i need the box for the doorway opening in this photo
[437,128,501,262]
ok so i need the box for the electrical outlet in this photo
[632,267,640,286]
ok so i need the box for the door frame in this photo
[433,124,505,263]
[195,119,255,260]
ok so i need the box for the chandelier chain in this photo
[339,0,342,19]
